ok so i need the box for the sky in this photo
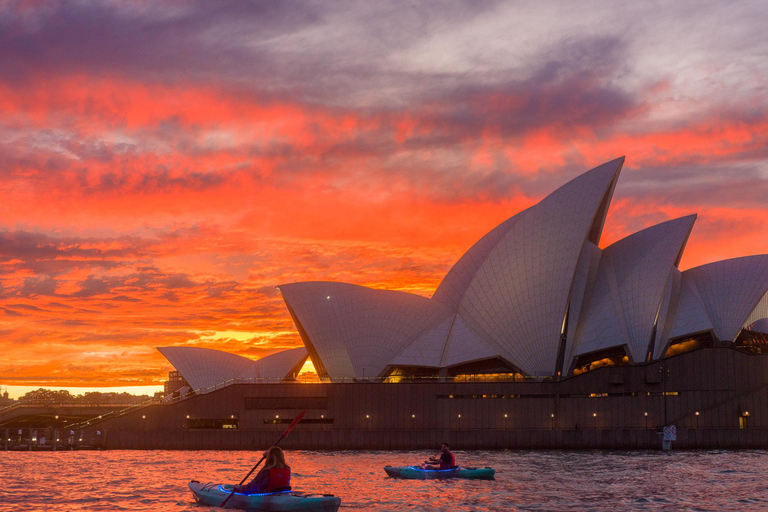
[1,1,767,399]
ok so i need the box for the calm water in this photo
[1,450,767,511]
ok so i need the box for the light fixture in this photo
[695,411,699,416]
[142,415,146,419]
[276,415,279,419]
[644,412,648,416]
[366,414,370,418]
[504,414,508,418]
[593,413,597,417]
[458,414,461,418]
[551,414,554,418]
[186,415,190,419]
[411,414,415,418]
[745,411,750,416]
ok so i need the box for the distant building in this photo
[0,389,13,407]
[164,371,187,396]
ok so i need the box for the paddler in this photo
[423,442,456,470]
[233,446,292,494]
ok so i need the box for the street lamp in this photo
[644,412,648,429]
[592,413,597,429]
[695,411,700,429]
[550,413,555,430]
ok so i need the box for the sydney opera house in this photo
[68,158,768,449]
[277,156,768,381]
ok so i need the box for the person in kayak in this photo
[233,446,291,494]
[423,442,456,470]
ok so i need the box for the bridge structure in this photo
[0,402,142,429]
[0,401,156,451]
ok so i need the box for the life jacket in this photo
[440,452,456,470]
[266,467,291,492]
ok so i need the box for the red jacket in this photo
[439,451,456,470]
[235,466,291,494]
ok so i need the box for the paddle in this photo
[220,409,306,507]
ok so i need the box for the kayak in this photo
[383,465,495,480]
[188,481,341,511]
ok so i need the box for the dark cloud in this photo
[16,277,58,298]
[6,304,43,311]
[615,160,768,209]
[0,231,142,275]
[0,1,502,106]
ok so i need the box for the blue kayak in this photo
[188,481,341,511]
[384,465,495,480]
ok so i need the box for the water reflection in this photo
[1,450,767,511]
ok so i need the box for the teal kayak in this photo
[188,481,341,511]
[384,465,495,480]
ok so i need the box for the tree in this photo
[19,388,74,403]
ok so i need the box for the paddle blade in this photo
[282,409,306,436]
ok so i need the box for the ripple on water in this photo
[2,450,768,511]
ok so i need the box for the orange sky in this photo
[1,2,768,398]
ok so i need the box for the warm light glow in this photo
[1,4,767,393]
[695,411,700,416]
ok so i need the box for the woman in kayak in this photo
[423,442,456,470]
[233,446,291,494]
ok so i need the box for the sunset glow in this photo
[1,2,767,396]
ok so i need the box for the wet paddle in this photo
[220,409,306,507]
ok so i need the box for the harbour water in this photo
[1,450,767,511]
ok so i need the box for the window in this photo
[187,418,239,429]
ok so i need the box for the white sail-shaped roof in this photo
[743,292,768,329]
[747,318,768,333]
[158,346,307,391]
[571,215,696,364]
[158,346,255,390]
[277,156,768,379]
[278,281,449,380]
[668,256,768,342]
[444,157,624,376]
[244,347,309,380]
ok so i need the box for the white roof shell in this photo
[158,346,308,391]
[278,281,449,380]
[747,318,768,333]
[278,156,768,379]
[571,215,696,364]
[668,255,768,343]
[440,157,624,376]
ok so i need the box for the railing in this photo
[60,375,553,430]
